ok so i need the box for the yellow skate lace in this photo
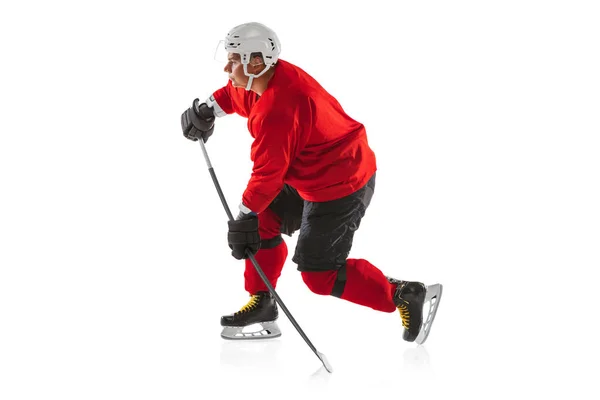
[397,302,410,329]
[237,295,260,314]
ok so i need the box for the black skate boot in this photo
[387,276,443,345]
[220,291,281,340]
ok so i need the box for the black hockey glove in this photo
[227,211,260,260]
[181,98,215,142]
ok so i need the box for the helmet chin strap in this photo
[243,62,272,91]
[245,75,254,91]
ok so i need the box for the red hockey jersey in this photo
[211,59,377,214]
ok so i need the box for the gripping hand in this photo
[227,210,260,260]
[181,98,215,142]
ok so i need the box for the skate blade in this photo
[415,284,443,345]
[221,321,282,340]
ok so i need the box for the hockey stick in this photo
[197,139,333,374]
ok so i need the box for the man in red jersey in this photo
[180,22,442,344]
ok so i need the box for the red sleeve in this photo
[241,103,307,213]
[211,80,252,118]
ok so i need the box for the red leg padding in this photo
[301,258,397,312]
[300,270,338,295]
[244,240,288,294]
[244,208,287,294]
[257,208,281,238]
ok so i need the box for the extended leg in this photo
[300,259,397,312]
[293,173,443,343]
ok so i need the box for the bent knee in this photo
[301,270,337,295]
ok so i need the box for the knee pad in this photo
[301,270,336,295]
[301,267,350,296]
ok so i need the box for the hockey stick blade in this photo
[198,139,333,373]
[317,351,333,373]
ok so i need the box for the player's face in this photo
[223,53,264,88]
[224,53,248,88]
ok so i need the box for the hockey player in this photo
[180,22,442,344]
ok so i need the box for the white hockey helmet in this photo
[220,22,281,90]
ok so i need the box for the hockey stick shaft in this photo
[198,139,332,373]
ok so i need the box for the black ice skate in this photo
[220,291,281,340]
[388,277,443,345]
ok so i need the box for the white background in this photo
[1,0,599,399]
